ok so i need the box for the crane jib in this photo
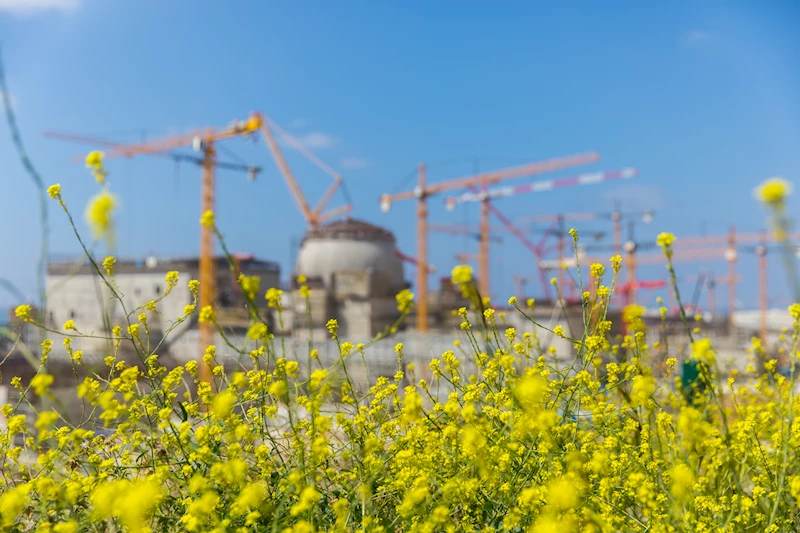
[446,167,638,205]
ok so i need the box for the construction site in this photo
[0,104,790,404]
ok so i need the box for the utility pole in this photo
[757,233,768,345]
[624,220,637,304]
[198,142,216,386]
[416,163,428,332]
[557,215,566,294]
[612,201,623,257]
[707,274,716,317]
[724,226,738,332]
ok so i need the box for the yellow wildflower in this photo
[656,232,676,248]
[200,209,215,227]
[754,177,792,206]
[30,373,54,396]
[84,189,117,241]
[85,150,104,168]
[451,264,472,284]
[14,304,32,322]
[396,289,414,313]
[198,305,216,323]
[47,183,61,200]
[102,256,116,276]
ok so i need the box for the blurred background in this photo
[0,1,798,360]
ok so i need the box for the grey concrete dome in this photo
[295,219,404,288]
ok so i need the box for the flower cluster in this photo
[5,175,800,533]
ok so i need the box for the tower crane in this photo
[55,114,265,385]
[580,227,800,331]
[258,116,352,227]
[53,112,350,386]
[518,202,655,257]
[442,167,637,302]
[44,130,262,177]
[379,152,600,332]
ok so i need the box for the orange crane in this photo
[582,227,800,330]
[395,249,437,274]
[52,113,352,385]
[258,116,352,227]
[519,203,655,258]
[379,152,600,332]
[443,167,637,303]
[44,131,262,177]
[738,233,800,345]
[76,113,264,385]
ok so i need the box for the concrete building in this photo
[286,218,411,339]
[44,255,280,366]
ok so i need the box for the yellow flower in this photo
[326,319,339,338]
[290,486,321,517]
[526,298,535,308]
[85,150,104,168]
[656,232,675,248]
[163,271,179,289]
[610,254,623,272]
[102,256,116,276]
[247,322,269,341]
[508,296,517,306]
[212,391,236,419]
[451,264,472,285]
[84,190,117,241]
[47,183,61,200]
[630,375,656,406]
[547,477,579,510]
[670,463,695,500]
[755,177,792,206]
[239,275,260,301]
[590,263,605,278]
[553,325,565,337]
[396,289,414,314]
[14,304,32,322]
[265,287,283,308]
[30,373,54,396]
[188,279,200,296]
[53,521,78,533]
[199,305,216,323]
[515,374,548,410]
[200,209,215,228]
[63,319,76,331]
[691,338,715,365]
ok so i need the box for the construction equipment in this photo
[379,152,600,332]
[520,203,655,257]
[395,249,436,274]
[54,112,353,385]
[44,130,262,177]
[444,168,637,208]
[66,114,264,386]
[441,166,635,303]
[259,117,352,227]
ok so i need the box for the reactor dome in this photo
[295,218,404,288]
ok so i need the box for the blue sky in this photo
[0,1,799,313]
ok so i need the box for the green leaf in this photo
[178,401,189,422]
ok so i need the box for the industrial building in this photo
[286,218,409,338]
[44,255,280,365]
